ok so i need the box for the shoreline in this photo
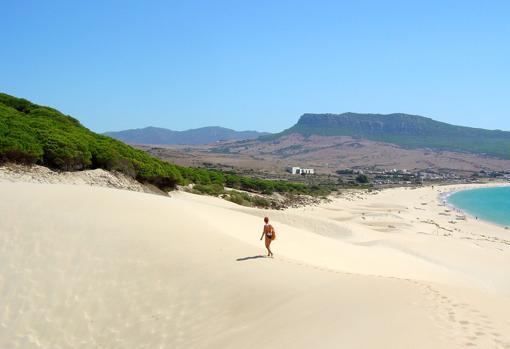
[437,182,510,229]
[285,181,510,291]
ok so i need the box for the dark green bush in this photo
[226,190,272,208]
[0,92,332,195]
[356,174,369,184]
[228,191,251,206]
[250,195,272,208]
[0,93,182,189]
[193,183,225,196]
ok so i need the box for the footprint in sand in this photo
[276,255,510,347]
[407,279,510,347]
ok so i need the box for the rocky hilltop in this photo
[273,113,510,159]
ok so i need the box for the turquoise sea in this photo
[447,186,510,227]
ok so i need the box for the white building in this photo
[289,166,315,175]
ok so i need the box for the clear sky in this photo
[1,1,509,133]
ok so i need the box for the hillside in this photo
[104,126,269,145]
[0,93,324,196]
[149,134,510,175]
[273,113,510,159]
[0,93,183,189]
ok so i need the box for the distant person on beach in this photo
[260,217,275,257]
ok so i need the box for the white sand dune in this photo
[1,182,510,348]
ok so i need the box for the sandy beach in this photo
[1,180,510,348]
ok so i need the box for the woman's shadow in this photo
[236,255,266,261]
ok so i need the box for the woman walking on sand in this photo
[260,217,275,257]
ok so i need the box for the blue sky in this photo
[1,1,509,133]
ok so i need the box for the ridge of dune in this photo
[1,180,510,348]
[0,164,157,194]
[172,186,510,293]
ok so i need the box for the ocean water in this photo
[448,186,510,227]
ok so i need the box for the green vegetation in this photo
[190,184,273,208]
[187,171,330,196]
[0,93,183,190]
[336,169,354,175]
[267,113,510,159]
[0,93,329,197]
[227,190,272,208]
[192,183,225,196]
[355,174,370,184]
[224,174,311,194]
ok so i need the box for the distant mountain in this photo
[269,113,510,159]
[104,126,269,145]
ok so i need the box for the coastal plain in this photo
[1,179,510,348]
